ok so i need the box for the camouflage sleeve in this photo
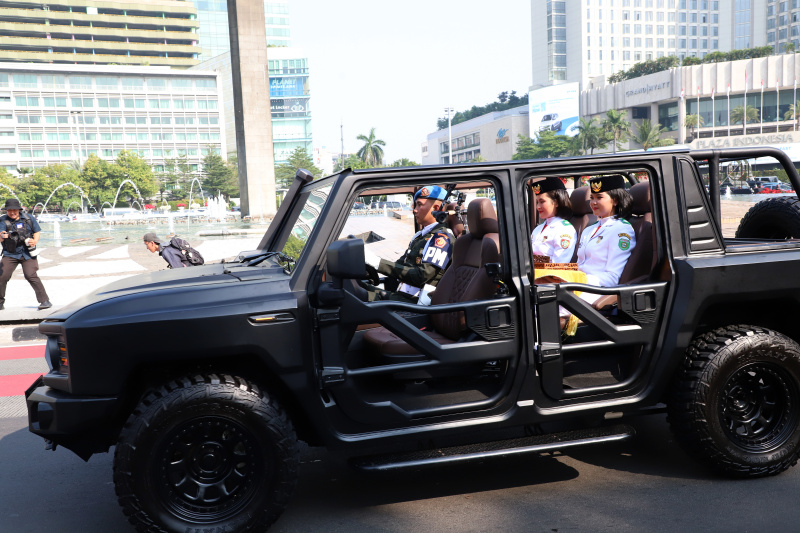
[376,231,452,288]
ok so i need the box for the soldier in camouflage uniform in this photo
[366,185,455,302]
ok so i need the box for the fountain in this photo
[53,220,62,247]
[40,182,92,215]
[187,177,206,227]
[110,179,145,215]
[65,201,82,215]
[0,183,22,204]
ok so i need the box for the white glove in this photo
[364,249,381,269]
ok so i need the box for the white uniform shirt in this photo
[576,216,636,287]
[530,216,577,263]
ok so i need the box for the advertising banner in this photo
[528,82,580,137]
[271,98,309,118]
[269,77,305,97]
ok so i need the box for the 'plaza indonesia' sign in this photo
[692,133,797,149]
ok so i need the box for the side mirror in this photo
[327,239,365,287]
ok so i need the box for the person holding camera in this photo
[0,198,51,310]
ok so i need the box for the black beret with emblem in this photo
[589,175,626,193]
[532,177,566,195]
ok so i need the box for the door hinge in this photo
[320,366,345,387]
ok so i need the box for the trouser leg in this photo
[0,256,19,305]
[20,258,49,303]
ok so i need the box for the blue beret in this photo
[414,185,447,202]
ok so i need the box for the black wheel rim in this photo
[720,363,800,453]
[154,415,267,523]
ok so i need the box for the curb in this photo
[12,325,46,342]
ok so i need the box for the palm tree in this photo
[633,120,676,151]
[730,105,759,134]
[784,100,800,128]
[684,114,704,140]
[356,128,386,167]
[575,117,608,155]
[602,109,632,154]
[16,167,33,179]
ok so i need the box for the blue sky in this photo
[290,0,533,163]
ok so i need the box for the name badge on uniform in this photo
[15,223,23,229]
[421,232,452,269]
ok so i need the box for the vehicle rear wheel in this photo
[114,374,299,533]
[668,325,800,478]
[735,196,800,239]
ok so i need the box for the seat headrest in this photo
[570,186,592,216]
[630,182,651,216]
[467,198,498,238]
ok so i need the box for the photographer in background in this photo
[0,198,51,310]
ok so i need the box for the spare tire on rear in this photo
[735,196,800,239]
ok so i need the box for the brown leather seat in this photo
[364,198,501,358]
[568,186,597,262]
[618,181,655,284]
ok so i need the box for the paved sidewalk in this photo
[0,236,263,324]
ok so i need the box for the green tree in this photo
[275,147,322,189]
[682,55,702,66]
[356,128,386,166]
[513,131,572,160]
[16,167,33,180]
[469,154,487,163]
[161,154,194,201]
[108,150,158,203]
[633,120,676,151]
[730,104,760,134]
[575,117,608,155]
[785,101,800,127]
[603,109,632,154]
[24,164,83,211]
[201,151,239,199]
[334,154,371,172]
[786,43,796,53]
[390,158,420,167]
[437,91,530,129]
[685,113,705,140]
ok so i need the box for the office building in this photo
[421,106,529,165]
[194,0,291,61]
[0,62,225,174]
[0,0,201,68]
[190,0,311,165]
[532,0,767,90]
[580,53,800,159]
[767,0,800,53]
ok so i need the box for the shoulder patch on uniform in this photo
[618,232,631,240]
[421,231,452,269]
[619,238,630,251]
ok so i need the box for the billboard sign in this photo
[269,77,305,97]
[528,82,580,138]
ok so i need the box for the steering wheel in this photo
[365,263,381,286]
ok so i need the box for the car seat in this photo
[568,186,597,262]
[363,198,501,362]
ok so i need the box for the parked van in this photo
[748,176,781,189]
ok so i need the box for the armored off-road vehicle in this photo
[25,147,800,532]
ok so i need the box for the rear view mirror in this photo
[327,239,366,286]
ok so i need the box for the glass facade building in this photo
[190,0,311,165]
[0,63,224,174]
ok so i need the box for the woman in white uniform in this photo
[530,177,577,263]
[574,175,636,307]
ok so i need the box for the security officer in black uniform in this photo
[365,185,454,302]
[0,198,51,310]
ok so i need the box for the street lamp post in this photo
[70,111,83,167]
[444,107,454,164]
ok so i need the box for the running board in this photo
[351,424,635,472]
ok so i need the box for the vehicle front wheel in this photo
[114,374,299,533]
[668,325,800,478]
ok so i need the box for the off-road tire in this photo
[735,196,800,239]
[113,373,299,533]
[668,325,800,478]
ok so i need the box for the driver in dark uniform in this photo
[365,185,454,302]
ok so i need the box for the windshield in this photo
[281,183,333,261]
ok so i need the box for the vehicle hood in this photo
[46,262,290,321]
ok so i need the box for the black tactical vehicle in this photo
[25,147,800,532]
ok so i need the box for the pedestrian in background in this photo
[143,233,202,269]
[0,198,51,310]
